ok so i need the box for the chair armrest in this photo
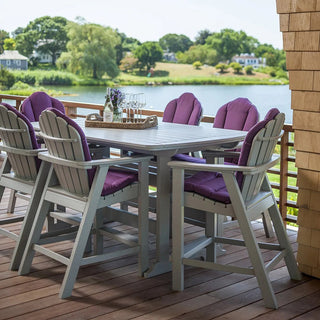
[0,144,47,156]
[38,152,152,169]
[168,155,280,175]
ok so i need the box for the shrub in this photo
[229,62,242,74]
[244,65,254,75]
[215,63,228,73]
[269,68,277,77]
[192,61,202,69]
[0,67,15,89]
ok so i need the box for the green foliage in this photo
[15,16,68,65]
[12,70,77,85]
[0,30,9,53]
[3,38,16,50]
[244,65,254,75]
[0,67,15,89]
[206,29,259,62]
[176,45,218,65]
[119,54,138,73]
[195,29,212,45]
[215,63,228,73]
[193,61,202,69]
[134,41,163,71]
[115,32,141,65]
[269,68,277,77]
[229,62,242,74]
[159,33,193,53]
[58,22,120,79]
[275,69,288,80]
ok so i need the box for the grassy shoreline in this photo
[1,62,288,96]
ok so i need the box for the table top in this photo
[33,119,248,155]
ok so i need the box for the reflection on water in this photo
[51,84,292,123]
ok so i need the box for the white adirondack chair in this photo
[169,109,301,309]
[0,103,49,270]
[18,108,151,299]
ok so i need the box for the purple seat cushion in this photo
[45,108,138,195]
[21,91,65,122]
[163,92,202,125]
[172,153,206,163]
[184,108,280,203]
[185,171,231,204]
[213,97,259,131]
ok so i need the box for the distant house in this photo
[0,50,28,70]
[232,53,266,68]
[31,39,61,64]
[163,50,177,62]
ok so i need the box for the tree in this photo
[134,42,163,71]
[57,22,120,79]
[115,31,141,65]
[195,29,212,45]
[206,29,259,62]
[15,16,68,65]
[176,45,218,65]
[0,30,9,54]
[3,38,16,50]
[159,34,192,53]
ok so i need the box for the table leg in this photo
[144,154,172,277]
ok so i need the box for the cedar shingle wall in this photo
[277,0,320,278]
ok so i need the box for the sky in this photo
[1,0,283,49]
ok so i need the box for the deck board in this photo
[0,188,320,319]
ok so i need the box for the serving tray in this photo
[85,114,158,129]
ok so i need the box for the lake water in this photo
[51,84,292,123]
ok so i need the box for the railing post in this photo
[65,106,78,119]
[279,130,289,224]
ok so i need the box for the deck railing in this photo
[0,94,298,224]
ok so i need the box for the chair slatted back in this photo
[0,104,39,180]
[241,113,285,202]
[39,109,90,195]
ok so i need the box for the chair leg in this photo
[225,173,278,309]
[59,204,97,299]
[18,200,52,275]
[7,189,17,213]
[268,203,302,281]
[262,210,275,238]
[172,168,185,291]
[236,208,278,309]
[206,212,217,262]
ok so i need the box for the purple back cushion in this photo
[236,108,280,186]
[163,92,202,125]
[45,108,137,196]
[213,98,259,131]
[21,91,65,122]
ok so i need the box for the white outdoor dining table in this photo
[33,119,247,277]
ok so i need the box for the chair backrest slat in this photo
[39,109,90,196]
[0,104,39,180]
[240,112,284,202]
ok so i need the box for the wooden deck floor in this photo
[1,189,320,320]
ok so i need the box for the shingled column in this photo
[276,0,320,278]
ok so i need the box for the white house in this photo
[232,53,266,68]
[0,50,28,70]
